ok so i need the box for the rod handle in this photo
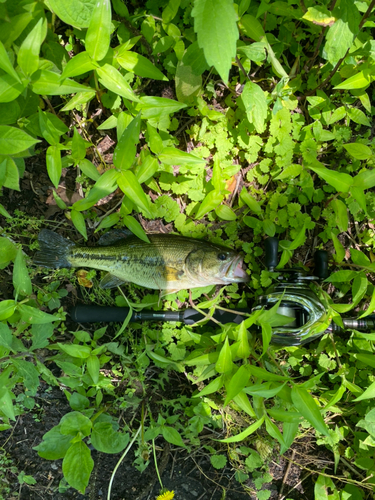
[314,250,329,279]
[265,237,279,271]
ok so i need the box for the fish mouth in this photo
[224,256,249,282]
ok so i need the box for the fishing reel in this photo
[251,237,331,346]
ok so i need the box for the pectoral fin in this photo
[100,273,127,289]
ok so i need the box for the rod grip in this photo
[69,306,133,323]
[314,250,329,279]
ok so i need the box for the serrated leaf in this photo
[192,0,238,83]
[241,81,267,133]
[291,386,329,436]
[86,0,111,61]
[117,50,168,81]
[211,455,227,469]
[47,0,95,29]
[96,64,139,102]
[325,19,354,66]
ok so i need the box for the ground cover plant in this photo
[1,0,375,498]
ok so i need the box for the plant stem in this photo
[153,439,164,490]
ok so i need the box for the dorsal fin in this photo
[98,228,134,246]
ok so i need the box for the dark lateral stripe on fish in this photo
[71,252,166,266]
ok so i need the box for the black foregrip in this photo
[70,306,134,323]
[314,250,329,279]
[265,237,279,270]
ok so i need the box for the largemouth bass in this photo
[34,229,249,291]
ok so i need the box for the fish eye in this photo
[218,253,227,261]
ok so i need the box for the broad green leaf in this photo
[195,375,224,397]
[237,42,267,63]
[195,190,224,220]
[71,210,87,240]
[87,355,100,384]
[0,126,39,155]
[343,142,372,160]
[354,353,375,369]
[348,107,371,127]
[224,365,251,405]
[33,425,72,459]
[302,6,336,26]
[215,337,233,373]
[0,387,16,420]
[95,213,120,232]
[46,145,62,189]
[175,58,201,104]
[113,113,141,171]
[0,300,16,321]
[47,0,96,28]
[96,64,138,102]
[61,52,97,80]
[13,249,32,297]
[241,81,268,133]
[327,270,358,282]
[233,390,256,417]
[122,215,150,243]
[314,474,339,500]
[265,416,286,447]
[31,70,93,95]
[12,358,39,393]
[0,74,24,103]
[192,0,238,83]
[248,365,289,382]
[17,17,45,77]
[325,19,354,66]
[219,415,265,443]
[57,343,92,359]
[18,304,61,324]
[62,441,94,494]
[184,352,219,366]
[0,204,11,218]
[331,231,345,263]
[162,0,181,23]
[239,14,265,41]
[291,386,329,436]
[61,91,96,111]
[330,198,348,232]
[352,273,368,306]
[39,110,67,146]
[2,158,20,191]
[308,163,353,193]
[240,188,262,214]
[71,129,87,164]
[137,96,187,119]
[335,71,373,90]
[158,147,205,166]
[162,426,185,447]
[136,156,158,184]
[73,169,118,211]
[0,42,21,83]
[91,422,129,454]
[86,0,111,61]
[0,237,17,268]
[117,170,152,217]
[268,408,301,423]
[146,124,164,154]
[79,159,100,181]
[353,170,375,190]
[215,205,237,221]
[117,50,168,81]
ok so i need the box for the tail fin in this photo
[34,229,75,269]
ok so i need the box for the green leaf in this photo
[71,128,87,163]
[195,190,224,220]
[265,416,286,447]
[0,74,24,103]
[71,210,87,240]
[291,386,329,436]
[343,142,372,160]
[113,113,141,171]
[62,441,94,494]
[195,374,224,397]
[327,270,358,283]
[302,6,336,27]
[12,359,40,394]
[347,107,371,127]
[33,425,72,459]
[136,156,158,184]
[0,237,16,269]
[325,19,354,66]
[308,163,352,193]
[192,0,238,83]
[353,169,375,190]
[239,14,265,42]
[0,387,16,420]
[117,171,152,217]
[162,426,185,447]
[57,343,92,359]
[46,145,62,189]
[17,17,45,77]
[158,147,205,167]
[237,42,267,63]
[0,41,21,83]
[248,365,289,382]
[0,300,16,321]
[359,287,375,318]
[210,455,227,469]
[330,198,348,232]
[162,0,181,23]
[331,231,345,263]
[146,124,164,155]
[0,126,39,155]
[314,474,339,500]
[46,0,95,28]
[224,365,251,406]
[122,215,150,243]
[31,70,93,95]
[0,323,13,352]
[137,96,187,119]
[241,81,268,133]
[91,422,129,453]
[219,415,265,443]
[39,110,68,146]
[117,50,168,81]
[18,304,61,324]
[334,71,373,90]
[86,0,111,61]
[73,169,118,212]
[96,64,139,102]
[79,159,100,181]
[86,355,100,384]
[175,58,202,104]
[215,337,233,374]
[215,205,237,221]
[61,51,97,79]
[13,249,32,297]
[235,322,251,359]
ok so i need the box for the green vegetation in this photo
[1,0,375,498]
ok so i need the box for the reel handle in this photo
[314,250,329,279]
[265,237,279,271]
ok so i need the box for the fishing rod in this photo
[69,238,375,346]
